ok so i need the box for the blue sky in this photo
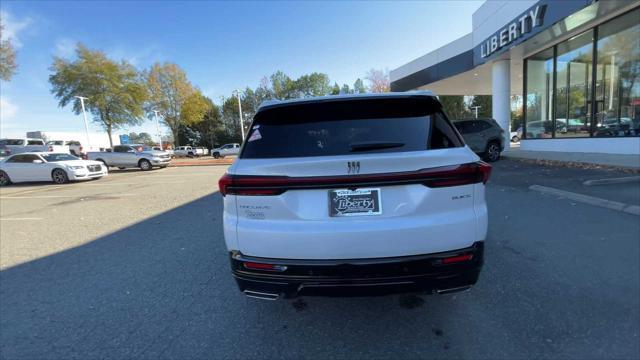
[0,0,482,142]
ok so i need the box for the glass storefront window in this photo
[524,8,639,139]
[555,31,593,138]
[594,9,640,137]
[525,48,554,138]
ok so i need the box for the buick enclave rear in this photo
[219,92,490,300]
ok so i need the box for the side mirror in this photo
[32,159,43,164]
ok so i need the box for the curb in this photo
[502,154,640,173]
[169,162,232,167]
[529,184,640,216]
[583,176,640,186]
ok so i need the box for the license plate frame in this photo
[328,188,382,217]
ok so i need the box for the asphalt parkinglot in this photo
[0,161,638,359]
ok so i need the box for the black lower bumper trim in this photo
[230,242,483,298]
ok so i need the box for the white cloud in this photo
[0,96,18,120]
[0,10,33,48]
[107,45,164,67]
[54,38,76,58]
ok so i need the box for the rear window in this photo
[27,140,44,145]
[241,97,462,159]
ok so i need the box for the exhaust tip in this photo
[244,290,280,301]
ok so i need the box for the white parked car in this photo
[0,138,47,155]
[193,146,208,157]
[211,143,240,158]
[0,152,108,185]
[219,92,491,300]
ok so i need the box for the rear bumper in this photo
[230,242,483,299]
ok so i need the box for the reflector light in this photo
[243,262,287,272]
[441,254,474,264]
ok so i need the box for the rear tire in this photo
[484,141,501,162]
[139,159,152,171]
[52,169,69,184]
[118,167,126,170]
[0,170,11,186]
[511,135,519,143]
[97,159,108,168]
[213,152,220,159]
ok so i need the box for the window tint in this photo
[7,155,26,163]
[1,139,25,146]
[41,153,78,162]
[431,113,464,149]
[454,121,473,134]
[27,140,44,145]
[8,154,40,163]
[476,121,492,131]
[241,97,453,159]
[47,141,64,145]
[114,146,130,153]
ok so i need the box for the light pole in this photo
[75,96,91,149]
[471,106,481,118]
[233,90,245,141]
[153,110,163,149]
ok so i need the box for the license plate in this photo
[328,188,382,217]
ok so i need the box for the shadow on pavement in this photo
[0,192,463,359]
[2,184,638,359]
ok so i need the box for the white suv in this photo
[219,92,491,300]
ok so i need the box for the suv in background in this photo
[453,118,504,162]
[211,143,240,158]
[219,92,490,300]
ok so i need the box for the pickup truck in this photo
[0,138,47,155]
[87,144,171,170]
[174,146,195,157]
[46,140,84,155]
[193,147,208,157]
[211,143,240,158]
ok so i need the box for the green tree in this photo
[469,95,492,118]
[128,132,154,145]
[295,72,331,97]
[145,62,196,146]
[49,44,148,148]
[270,71,297,100]
[439,96,469,120]
[341,84,352,94]
[0,24,17,81]
[353,78,366,94]
[330,82,340,95]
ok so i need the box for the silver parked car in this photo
[453,118,504,162]
[86,144,171,170]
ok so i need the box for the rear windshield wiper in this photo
[349,141,405,152]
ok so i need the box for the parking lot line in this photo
[0,194,137,199]
[0,218,43,221]
[529,184,640,216]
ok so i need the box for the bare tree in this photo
[365,68,390,93]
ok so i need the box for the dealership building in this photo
[391,0,640,156]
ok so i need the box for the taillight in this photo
[79,146,83,152]
[422,161,491,188]
[48,146,53,151]
[218,162,491,197]
[243,262,287,272]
